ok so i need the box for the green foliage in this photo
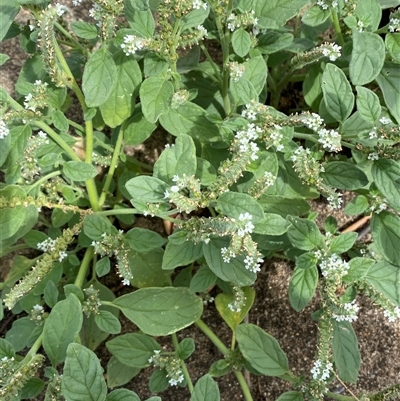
[1,1,400,400]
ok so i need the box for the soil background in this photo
[1,1,400,401]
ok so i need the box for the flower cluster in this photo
[237,212,254,237]
[226,10,258,32]
[388,13,400,32]
[37,238,67,262]
[326,191,343,210]
[171,89,189,109]
[23,80,49,112]
[0,119,10,139]
[148,350,184,387]
[321,42,342,61]
[319,253,350,280]
[228,61,246,82]
[265,124,284,151]
[302,112,324,131]
[121,34,151,56]
[234,123,261,161]
[369,195,388,214]
[164,174,203,214]
[291,146,325,187]
[192,0,207,10]
[82,285,101,317]
[91,230,133,284]
[310,359,333,381]
[379,116,392,125]
[332,300,359,322]
[55,3,68,16]
[316,0,338,10]
[228,286,246,312]
[383,306,400,323]
[30,304,45,324]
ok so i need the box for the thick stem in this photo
[330,9,345,47]
[234,370,254,401]
[195,319,229,355]
[98,126,124,207]
[74,247,94,288]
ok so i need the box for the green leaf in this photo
[329,232,358,254]
[354,0,382,31]
[5,317,36,352]
[190,266,217,293]
[364,261,400,305]
[230,78,258,106]
[107,356,141,389]
[259,196,310,217]
[83,215,114,240]
[82,48,117,108]
[125,176,169,203]
[52,110,69,132]
[2,124,31,169]
[106,333,160,368]
[350,31,385,86]
[356,86,382,125]
[100,52,142,128]
[258,31,294,54]
[276,392,304,401]
[287,217,324,251]
[288,266,318,312]
[162,241,203,270]
[216,192,264,223]
[154,134,197,182]
[303,64,323,111]
[372,159,400,212]
[126,9,155,37]
[321,162,368,190]
[139,77,174,123]
[242,55,268,95]
[376,64,400,124]
[196,158,217,186]
[63,161,98,181]
[190,374,220,401]
[106,389,140,401]
[181,7,209,30]
[44,280,59,308]
[112,287,203,336]
[332,321,361,383]
[295,252,317,270]
[96,257,111,277]
[124,110,157,145]
[232,28,251,57]
[159,102,221,142]
[43,294,83,366]
[371,211,400,266]
[203,238,256,287]
[215,287,255,331]
[301,4,330,26]
[254,0,310,29]
[0,1,19,42]
[70,21,98,39]
[95,310,121,335]
[0,338,15,359]
[344,195,369,216]
[62,343,107,401]
[20,377,45,399]
[0,206,27,241]
[149,369,169,392]
[177,338,195,360]
[52,209,74,228]
[125,227,166,252]
[322,63,354,123]
[343,257,375,283]
[385,33,400,64]
[253,213,290,236]
[236,323,289,376]
[129,249,172,288]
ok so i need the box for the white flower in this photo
[58,251,67,262]
[72,0,82,5]
[333,301,359,322]
[197,25,207,36]
[318,128,341,152]
[170,185,180,193]
[55,3,68,16]
[357,20,364,32]
[192,0,207,10]
[327,192,343,210]
[317,0,329,10]
[122,278,130,286]
[264,171,275,187]
[369,130,377,139]
[383,306,400,322]
[303,113,324,132]
[37,238,57,252]
[121,35,149,56]
[368,152,379,161]
[0,119,10,139]
[33,304,44,312]
[221,247,231,263]
[388,17,400,33]
[237,212,254,237]
[321,43,341,61]
[228,61,246,82]
[379,116,392,125]
[319,253,349,279]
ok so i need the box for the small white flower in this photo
[388,17,400,33]
[318,128,341,152]
[55,3,68,16]
[368,152,379,161]
[317,0,329,10]
[58,251,67,262]
[192,0,206,10]
[379,117,392,125]
[321,43,341,61]
[369,130,377,139]
[122,278,130,286]
[33,304,44,312]
[357,20,364,32]
[0,119,10,139]
[72,0,82,5]
[121,35,149,56]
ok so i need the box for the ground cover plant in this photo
[1,0,400,400]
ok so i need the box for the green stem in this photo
[74,247,94,288]
[330,8,345,47]
[171,333,194,393]
[326,392,356,401]
[195,319,229,355]
[233,370,253,401]
[95,208,139,216]
[67,119,85,133]
[54,22,88,55]
[0,244,30,258]
[126,155,153,171]
[98,126,124,207]
[198,41,223,85]
[26,333,43,357]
